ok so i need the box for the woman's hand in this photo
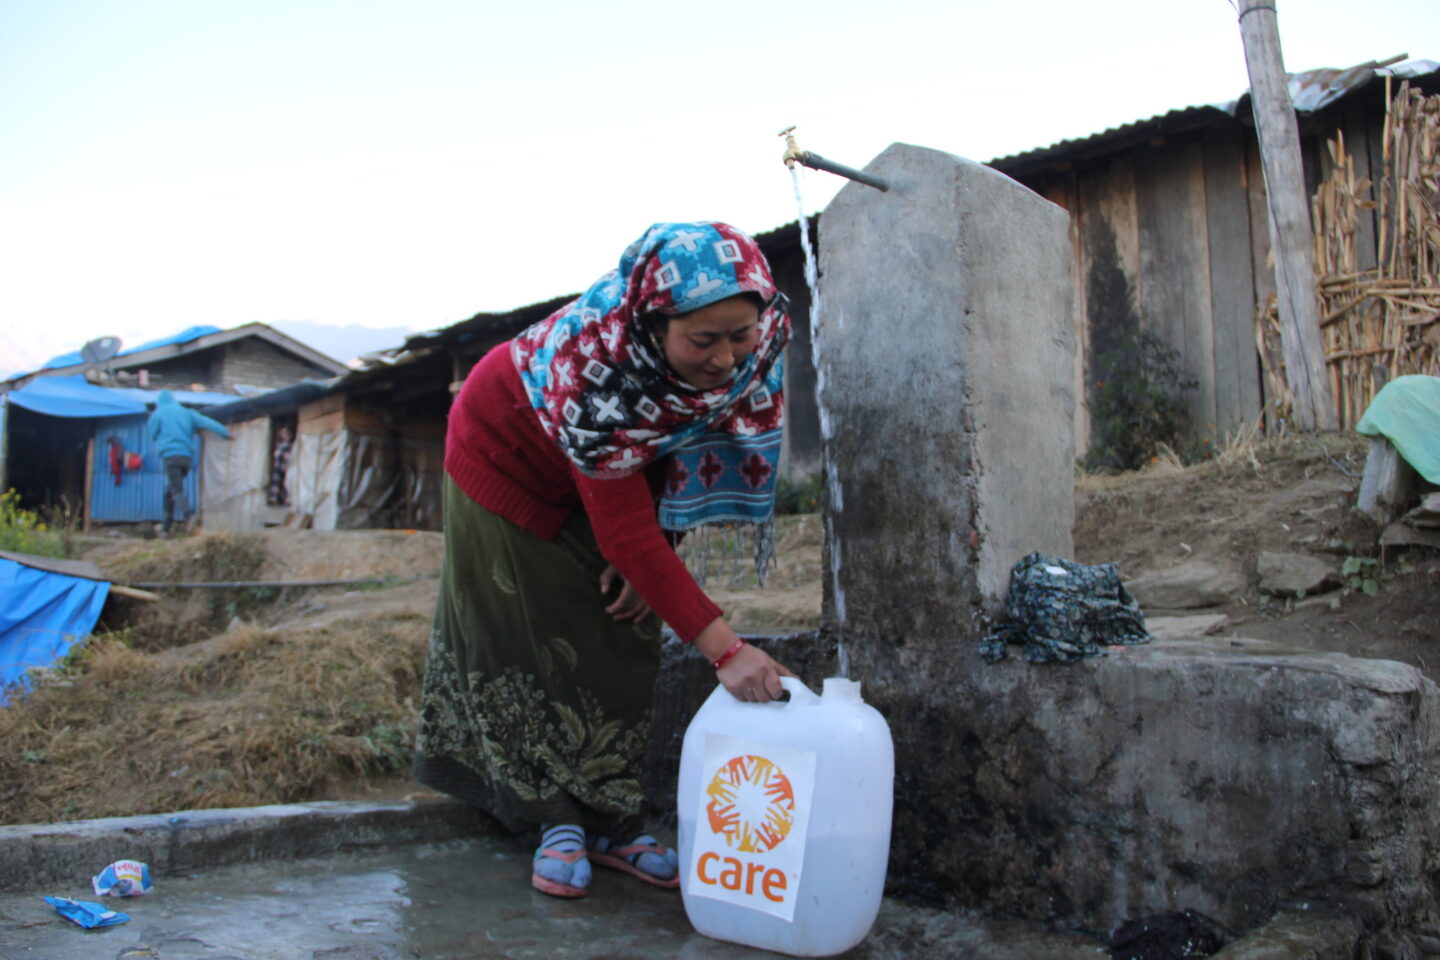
[695,618,795,702]
[599,564,652,622]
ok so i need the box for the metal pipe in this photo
[792,151,890,192]
[780,126,890,193]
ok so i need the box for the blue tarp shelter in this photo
[0,552,110,704]
[2,377,233,524]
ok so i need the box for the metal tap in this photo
[779,126,890,193]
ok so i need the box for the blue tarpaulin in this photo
[5,375,234,419]
[43,325,221,370]
[5,376,149,419]
[0,557,109,703]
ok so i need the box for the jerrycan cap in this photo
[822,677,863,702]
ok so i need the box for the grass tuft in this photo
[0,610,429,826]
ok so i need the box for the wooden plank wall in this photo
[771,247,820,479]
[1032,130,1268,453]
[1006,90,1419,450]
[1075,159,1144,455]
[1136,138,1220,440]
[1203,126,1264,436]
[1033,175,1088,452]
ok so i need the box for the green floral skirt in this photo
[413,477,662,838]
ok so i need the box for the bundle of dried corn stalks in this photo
[1308,79,1440,428]
[1259,80,1439,428]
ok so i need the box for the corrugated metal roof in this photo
[383,221,811,355]
[989,104,1230,174]
[989,57,1439,173]
[1285,57,1436,112]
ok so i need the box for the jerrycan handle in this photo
[779,676,821,706]
[708,677,821,708]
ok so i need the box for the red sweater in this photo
[444,343,723,642]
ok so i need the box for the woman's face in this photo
[657,295,760,390]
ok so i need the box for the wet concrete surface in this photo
[0,830,1116,960]
[0,799,1362,959]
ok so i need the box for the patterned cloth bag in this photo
[979,552,1150,664]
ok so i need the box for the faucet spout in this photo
[778,126,890,193]
[780,125,806,168]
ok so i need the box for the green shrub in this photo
[775,473,822,515]
[0,489,72,558]
[1084,331,1198,473]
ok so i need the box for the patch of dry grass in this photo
[103,530,267,584]
[686,515,824,634]
[1075,427,1368,495]
[676,514,823,593]
[97,532,272,650]
[0,612,429,826]
[1212,420,1265,473]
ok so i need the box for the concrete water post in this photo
[816,142,1076,661]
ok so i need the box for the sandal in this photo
[588,834,680,889]
[531,825,591,898]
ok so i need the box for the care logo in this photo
[688,735,815,921]
[704,754,795,853]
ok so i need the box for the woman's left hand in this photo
[600,564,653,622]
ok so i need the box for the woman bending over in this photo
[414,221,795,898]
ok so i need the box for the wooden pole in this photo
[1237,0,1337,430]
[82,435,94,533]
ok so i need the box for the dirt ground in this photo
[2,434,1436,824]
[1072,434,1439,669]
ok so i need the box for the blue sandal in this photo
[588,834,679,889]
[531,824,591,898]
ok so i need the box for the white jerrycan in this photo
[677,676,893,957]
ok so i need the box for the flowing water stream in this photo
[788,165,848,679]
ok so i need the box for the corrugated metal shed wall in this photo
[88,415,200,523]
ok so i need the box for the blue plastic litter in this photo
[44,896,130,928]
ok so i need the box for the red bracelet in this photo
[711,639,746,670]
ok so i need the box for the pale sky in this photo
[1,0,1435,377]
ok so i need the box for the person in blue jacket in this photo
[146,391,230,535]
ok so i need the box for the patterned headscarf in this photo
[512,221,789,541]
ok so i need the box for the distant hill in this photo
[269,320,415,368]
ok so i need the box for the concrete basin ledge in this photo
[0,795,493,892]
[862,637,1440,939]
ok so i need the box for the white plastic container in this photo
[678,676,894,957]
